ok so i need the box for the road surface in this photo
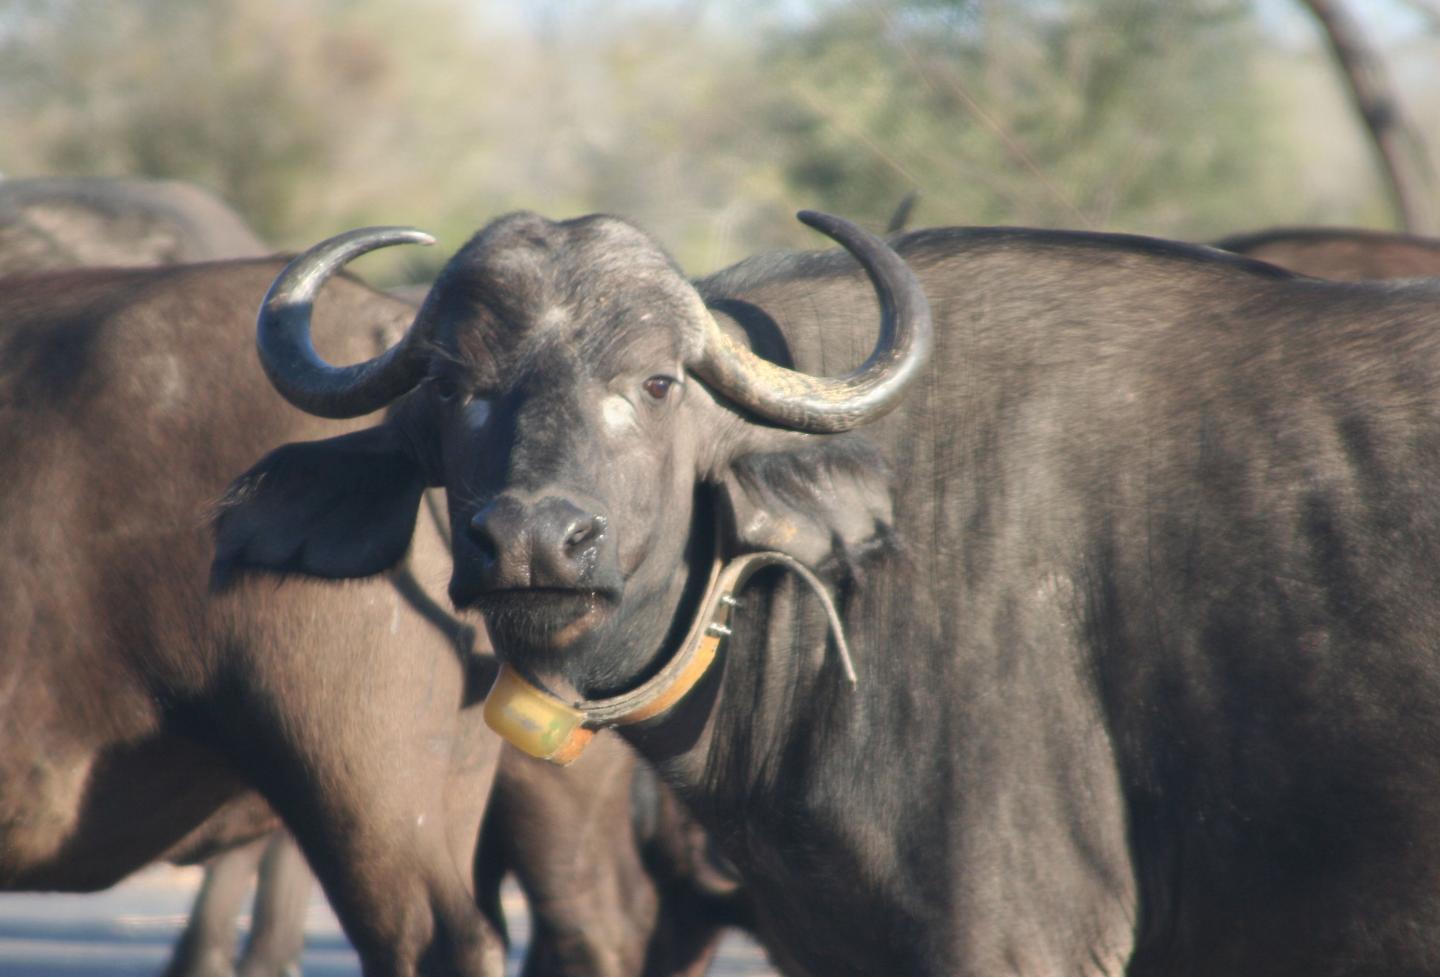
[0,865,775,977]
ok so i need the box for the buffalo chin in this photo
[467,589,615,654]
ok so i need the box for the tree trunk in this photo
[1397,0,1440,30]
[1298,0,1437,233]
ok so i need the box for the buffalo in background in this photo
[0,175,322,977]
[0,253,504,976]
[479,738,752,977]
[1216,225,1440,280]
[0,177,270,273]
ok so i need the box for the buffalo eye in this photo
[642,375,676,402]
[428,375,462,404]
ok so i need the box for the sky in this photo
[1254,0,1434,47]
[479,0,1437,44]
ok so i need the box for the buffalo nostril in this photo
[466,511,500,563]
[563,514,606,556]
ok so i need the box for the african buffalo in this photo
[0,176,270,273]
[1215,225,1440,279]
[0,261,504,977]
[213,209,1440,976]
[0,174,321,977]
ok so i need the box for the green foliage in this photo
[2,0,331,238]
[752,0,1298,239]
[0,0,1430,277]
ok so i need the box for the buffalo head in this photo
[215,210,930,754]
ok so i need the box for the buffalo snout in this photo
[465,494,614,593]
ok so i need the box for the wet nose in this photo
[532,498,607,586]
[466,495,609,589]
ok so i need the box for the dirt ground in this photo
[0,864,776,977]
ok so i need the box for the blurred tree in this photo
[1,0,334,239]
[748,0,1301,239]
[1297,0,1437,232]
[0,0,1433,274]
[0,0,491,252]
[1398,0,1440,27]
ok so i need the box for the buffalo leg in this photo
[235,832,312,977]
[161,838,268,977]
[490,737,660,977]
[207,577,504,977]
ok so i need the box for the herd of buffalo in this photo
[3,175,1440,977]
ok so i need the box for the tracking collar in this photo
[483,549,856,765]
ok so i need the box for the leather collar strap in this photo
[483,550,856,765]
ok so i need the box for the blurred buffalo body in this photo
[0,256,504,977]
[0,177,270,273]
[1214,225,1440,279]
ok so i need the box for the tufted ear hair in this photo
[211,424,426,590]
[713,434,895,573]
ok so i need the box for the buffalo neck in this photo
[620,504,879,809]
[617,534,965,976]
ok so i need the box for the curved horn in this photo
[257,226,435,419]
[692,210,932,434]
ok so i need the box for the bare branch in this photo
[886,191,918,234]
[1396,0,1440,30]
[1298,0,1438,232]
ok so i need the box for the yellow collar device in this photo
[483,550,856,765]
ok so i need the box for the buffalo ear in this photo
[714,435,895,572]
[211,425,426,589]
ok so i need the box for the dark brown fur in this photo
[0,262,504,976]
[477,735,752,977]
[0,177,270,274]
[1215,225,1440,280]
